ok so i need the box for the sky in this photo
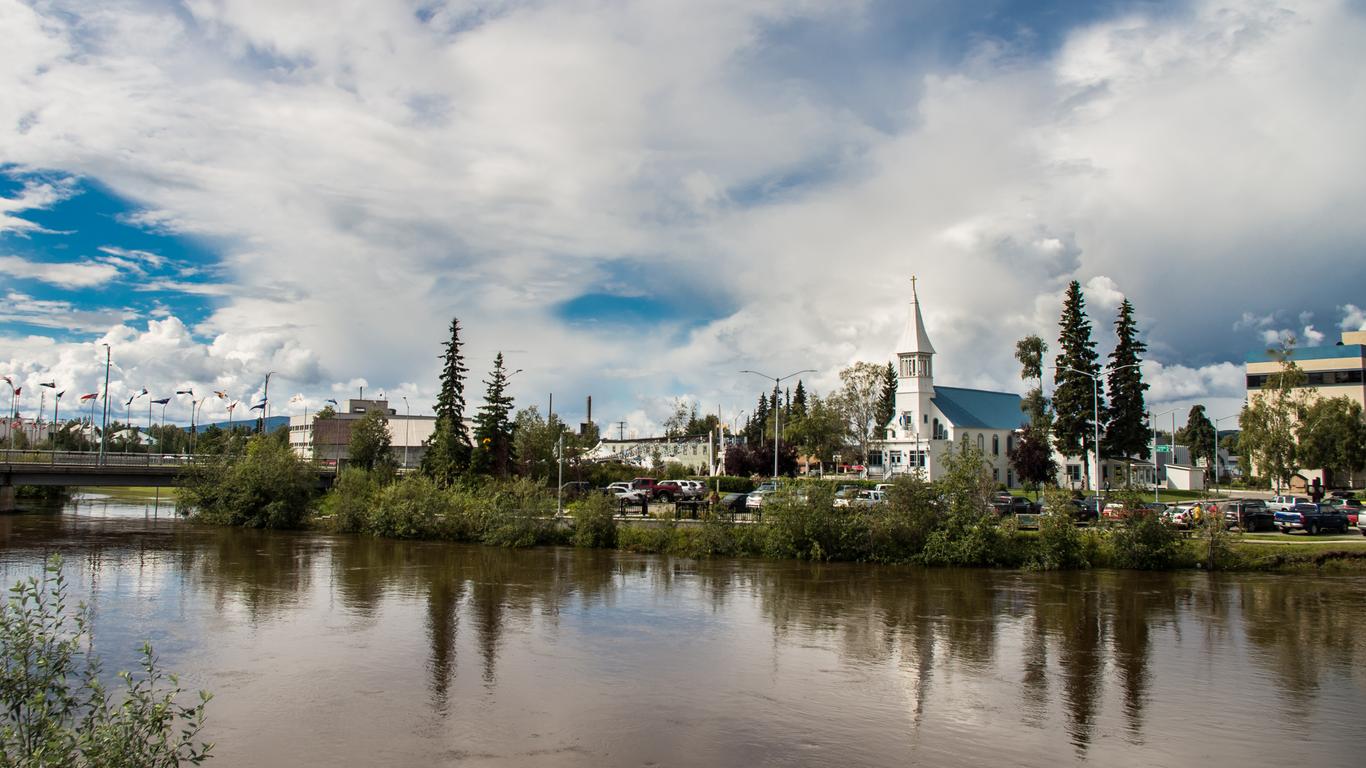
[2,0,1365,436]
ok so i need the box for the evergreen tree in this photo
[1177,405,1217,479]
[422,317,473,484]
[1103,299,1150,460]
[746,391,770,445]
[875,361,897,432]
[791,380,809,419]
[1052,281,1105,487]
[471,353,517,477]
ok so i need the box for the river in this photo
[2,493,1364,767]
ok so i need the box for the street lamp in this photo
[260,371,276,433]
[1149,407,1179,502]
[99,343,111,465]
[740,368,816,479]
[401,395,411,468]
[1055,363,1140,502]
[1212,413,1239,496]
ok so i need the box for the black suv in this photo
[1223,499,1274,531]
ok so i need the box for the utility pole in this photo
[617,421,626,441]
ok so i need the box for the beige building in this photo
[289,398,453,468]
[1245,329,1366,489]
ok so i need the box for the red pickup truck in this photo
[629,477,680,502]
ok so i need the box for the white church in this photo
[876,281,1024,485]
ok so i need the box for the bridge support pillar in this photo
[0,483,14,513]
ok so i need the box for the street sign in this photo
[1155,444,1172,453]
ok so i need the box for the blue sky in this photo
[2,0,1365,432]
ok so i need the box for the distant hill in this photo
[178,415,290,433]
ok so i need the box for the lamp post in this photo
[1212,414,1239,496]
[260,372,275,433]
[99,344,111,465]
[4,376,16,451]
[401,395,411,468]
[1149,407,1179,502]
[740,368,815,479]
[1055,363,1140,505]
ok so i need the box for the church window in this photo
[992,434,999,456]
[977,434,984,452]
[993,468,999,481]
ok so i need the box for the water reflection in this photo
[1,501,1364,767]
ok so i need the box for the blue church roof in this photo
[932,386,1024,430]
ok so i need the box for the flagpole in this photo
[100,343,111,465]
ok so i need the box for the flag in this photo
[125,394,135,406]
[55,390,65,399]
[227,401,238,412]
[151,397,171,405]
[139,388,148,396]
[176,388,194,396]
[40,381,56,388]
[80,393,99,401]
[326,398,338,405]
[2,376,11,386]
[250,401,266,411]
[214,390,228,399]
[14,387,20,396]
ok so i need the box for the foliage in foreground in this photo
[0,557,213,767]
[178,434,316,528]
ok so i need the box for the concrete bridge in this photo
[0,450,334,511]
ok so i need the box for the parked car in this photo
[833,487,860,508]
[559,481,594,500]
[1222,499,1274,532]
[850,489,886,507]
[629,477,685,502]
[1100,501,1145,522]
[678,480,707,499]
[1359,509,1366,537]
[1167,501,1218,529]
[992,495,1033,516]
[1268,494,1309,512]
[745,489,769,510]
[1329,489,1358,500]
[1143,502,1169,516]
[717,492,749,512]
[1323,497,1363,526]
[654,480,690,502]
[1275,503,1350,535]
[606,482,645,502]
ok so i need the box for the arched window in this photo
[992,434,1000,456]
[977,434,984,452]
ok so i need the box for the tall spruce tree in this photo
[422,318,474,484]
[1177,405,1217,480]
[1052,281,1105,487]
[875,361,897,433]
[791,380,809,419]
[746,391,770,445]
[1103,299,1150,460]
[470,353,517,477]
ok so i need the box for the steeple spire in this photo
[896,275,935,355]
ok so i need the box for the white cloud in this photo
[1340,304,1366,331]
[0,255,120,288]
[1,0,1364,433]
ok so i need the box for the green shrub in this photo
[368,474,452,539]
[1111,509,1183,569]
[616,522,678,553]
[868,475,943,563]
[761,484,852,561]
[320,467,379,533]
[709,476,757,493]
[1,556,213,766]
[1031,488,1089,570]
[570,493,618,548]
[180,435,315,529]
[480,478,555,548]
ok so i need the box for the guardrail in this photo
[0,449,337,473]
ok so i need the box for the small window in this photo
[992,434,999,456]
[977,434,984,452]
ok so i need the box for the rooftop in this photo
[932,386,1024,430]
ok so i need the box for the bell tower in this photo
[892,276,935,438]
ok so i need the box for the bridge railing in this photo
[0,449,212,468]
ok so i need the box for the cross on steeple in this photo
[910,274,917,294]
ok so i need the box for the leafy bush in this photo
[868,475,943,563]
[1110,509,1183,570]
[1,557,213,767]
[179,435,316,528]
[1030,488,1089,570]
[320,467,380,533]
[480,478,556,548]
[368,474,453,539]
[570,493,618,549]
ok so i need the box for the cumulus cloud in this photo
[1340,304,1366,331]
[1,0,1364,432]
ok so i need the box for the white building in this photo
[876,282,1023,485]
[584,434,716,474]
[289,398,452,468]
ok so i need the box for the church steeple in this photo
[895,275,936,356]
